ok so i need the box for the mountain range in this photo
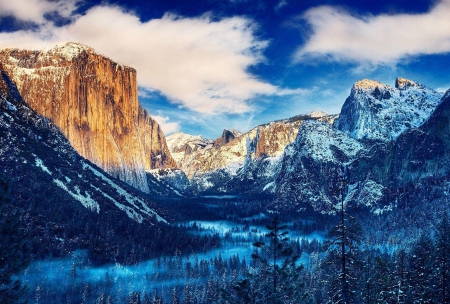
[2,42,450,218]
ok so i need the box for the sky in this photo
[0,0,449,139]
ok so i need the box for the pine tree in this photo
[323,167,362,304]
[408,233,434,303]
[223,216,310,304]
[0,175,28,304]
[434,213,450,303]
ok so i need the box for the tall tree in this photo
[323,166,362,304]
[435,213,450,303]
[0,174,28,303]
[223,216,310,304]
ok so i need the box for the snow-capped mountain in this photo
[274,78,447,214]
[0,42,176,194]
[167,113,338,194]
[334,78,442,141]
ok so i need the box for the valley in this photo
[1,41,450,303]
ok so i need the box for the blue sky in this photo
[0,0,449,139]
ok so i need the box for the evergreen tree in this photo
[435,213,450,303]
[323,167,362,304]
[391,248,409,303]
[408,233,434,303]
[223,216,309,304]
[0,175,28,304]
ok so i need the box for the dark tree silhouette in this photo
[0,175,29,303]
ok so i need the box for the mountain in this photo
[274,78,444,213]
[0,42,176,193]
[0,65,201,264]
[334,78,442,141]
[167,113,338,194]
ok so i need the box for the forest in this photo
[2,167,450,304]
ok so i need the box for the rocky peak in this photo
[307,110,327,118]
[353,79,389,91]
[395,77,424,90]
[213,129,240,148]
[0,43,176,193]
[334,78,442,141]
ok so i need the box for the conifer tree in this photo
[223,216,309,304]
[323,167,362,304]
[408,233,434,303]
[434,213,450,303]
[0,175,28,304]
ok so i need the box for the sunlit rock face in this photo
[167,113,338,194]
[0,42,176,193]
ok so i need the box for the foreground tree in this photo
[435,213,450,303]
[0,175,28,303]
[323,167,362,304]
[223,216,310,304]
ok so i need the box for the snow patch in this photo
[34,156,52,175]
[53,179,100,213]
[83,162,167,224]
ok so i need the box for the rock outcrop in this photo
[167,112,338,194]
[334,78,441,142]
[0,42,176,193]
[274,78,445,213]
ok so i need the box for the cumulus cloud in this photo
[151,115,180,135]
[0,4,307,115]
[295,0,450,66]
[0,0,78,23]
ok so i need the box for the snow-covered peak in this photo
[334,78,442,141]
[166,132,213,152]
[228,129,242,137]
[43,42,95,61]
[307,110,327,118]
[290,120,363,163]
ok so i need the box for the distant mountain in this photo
[0,42,176,193]
[167,112,338,195]
[274,78,445,213]
[334,78,441,141]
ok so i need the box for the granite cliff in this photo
[0,42,176,193]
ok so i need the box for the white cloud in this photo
[0,4,307,115]
[295,0,450,66]
[151,115,180,135]
[0,0,78,23]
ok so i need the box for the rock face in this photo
[0,42,176,193]
[167,113,338,194]
[0,66,170,224]
[274,78,445,214]
[334,78,441,141]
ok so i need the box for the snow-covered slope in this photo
[274,78,446,214]
[0,67,171,224]
[334,77,442,141]
[166,112,337,194]
[275,120,369,213]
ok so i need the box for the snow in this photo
[53,179,100,213]
[296,120,363,163]
[335,78,442,141]
[5,101,16,111]
[90,184,144,223]
[307,110,327,118]
[34,156,52,175]
[83,162,168,224]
